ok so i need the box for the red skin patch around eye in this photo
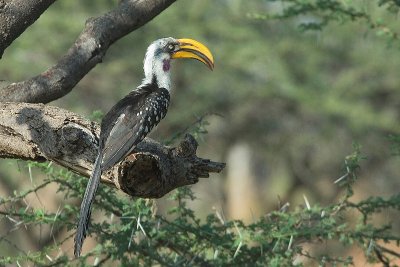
[163,59,171,72]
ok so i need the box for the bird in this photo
[74,37,214,257]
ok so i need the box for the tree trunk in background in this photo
[226,143,262,222]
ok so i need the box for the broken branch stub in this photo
[114,135,226,198]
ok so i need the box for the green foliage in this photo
[0,145,399,266]
[253,0,400,42]
[252,0,367,30]
[164,113,214,145]
[389,134,400,156]
[88,110,105,124]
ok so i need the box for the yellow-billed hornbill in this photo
[74,37,214,257]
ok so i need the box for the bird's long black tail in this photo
[74,151,103,257]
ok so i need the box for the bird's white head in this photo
[143,37,214,91]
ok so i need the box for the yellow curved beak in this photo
[172,38,214,70]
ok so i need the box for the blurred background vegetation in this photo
[1,0,400,265]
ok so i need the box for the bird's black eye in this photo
[167,44,175,52]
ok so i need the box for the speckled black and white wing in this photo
[74,84,170,257]
[100,84,170,171]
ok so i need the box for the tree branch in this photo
[0,0,56,58]
[0,102,225,198]
[0,0,177,104]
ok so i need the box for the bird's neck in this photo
[143,56,171,91]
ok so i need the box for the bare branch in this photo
[0,0,177,103]
[0,0,56,58]
[0,102,225,198]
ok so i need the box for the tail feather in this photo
[74,151,103,257]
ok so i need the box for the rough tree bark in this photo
[0,0,225,198]
[0,0,57,58]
